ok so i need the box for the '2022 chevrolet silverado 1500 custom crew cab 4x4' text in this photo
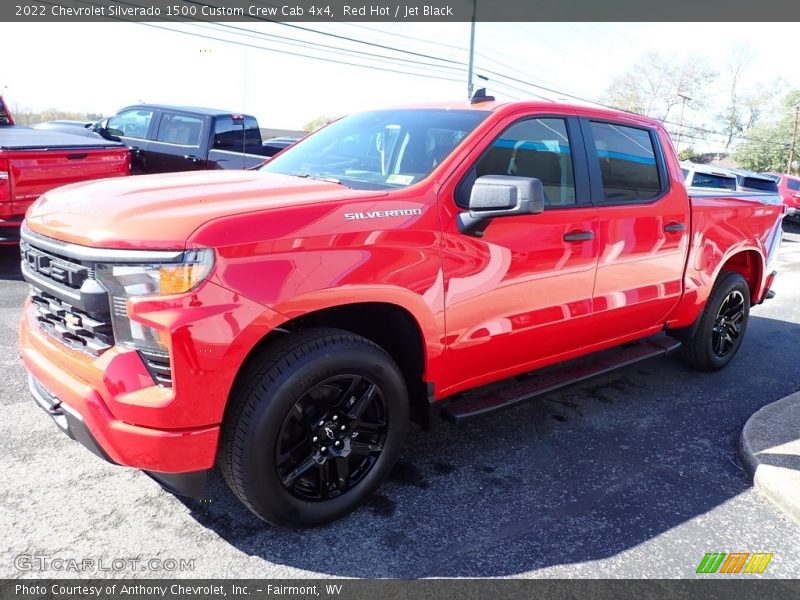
[19,99,784,526]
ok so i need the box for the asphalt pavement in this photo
[2,221,800,579]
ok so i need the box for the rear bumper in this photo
[20,311,218,493]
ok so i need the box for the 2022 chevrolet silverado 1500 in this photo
[0,96,130,243]
[19,98,785,526]
[93,104,291,174]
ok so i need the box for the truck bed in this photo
[0,126,125,151]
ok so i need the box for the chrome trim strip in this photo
[211,149,269,159]
[21,264,82,303]
[21,223,184,263]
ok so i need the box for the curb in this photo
[740,391,800,523]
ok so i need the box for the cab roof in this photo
[376,99,665,129]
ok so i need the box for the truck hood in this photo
[24,169,387,249]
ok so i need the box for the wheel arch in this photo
[715,248,764,304]
[230,299,439,428]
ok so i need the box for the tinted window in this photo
[214,116,261,148]
[739,177,778,192]
[261,109,489,190]
[155,113,203,146]
[107,109,153,140]
[788,179,800,192]
[691,172,736,191]
[590,122,661,202]
[473,118,576,207]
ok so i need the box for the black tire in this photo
[219,328,408,527]
[681,271,750,372]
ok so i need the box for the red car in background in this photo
[763,172,800,219]
[0,96,130,243]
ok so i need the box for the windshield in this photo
[260,109,490,190]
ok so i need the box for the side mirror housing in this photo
[95,118,122,141]
[457,175,545,237]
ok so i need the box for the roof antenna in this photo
[470,88,495,104]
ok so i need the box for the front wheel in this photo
[220,328,408,527]
[681,271,750,371]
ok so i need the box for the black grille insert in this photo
[30,288,113,356]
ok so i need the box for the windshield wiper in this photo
[290,173,342,185]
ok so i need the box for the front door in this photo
[438,111,600,396]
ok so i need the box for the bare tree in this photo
[718,46,755,150]
[604,52,717,122]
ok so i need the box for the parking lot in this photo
[2,221,800,579]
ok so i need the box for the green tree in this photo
[302,114,338,132]
[733,90,800,173]
[678,147,702,162]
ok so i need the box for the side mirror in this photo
[457,175,545,237]
[95,118,122,141]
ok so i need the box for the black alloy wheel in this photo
[680,270,750,371]
[220,328,408,526]
[711,289,746,358]
[275,374,389,501]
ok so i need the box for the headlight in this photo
[95,249,214,355]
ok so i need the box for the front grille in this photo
[30,287,113,355]
[21,240,95,290]
[22,232,173,387]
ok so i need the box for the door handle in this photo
[563,230,594,242]
[664,222,685,232]
[184,155,200,163]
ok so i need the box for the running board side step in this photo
[440,336,681,423]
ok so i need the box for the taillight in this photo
[0,159,9,202]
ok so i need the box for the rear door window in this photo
[788,179,800,192]
[155,113,203,147]
[589,122,662,202]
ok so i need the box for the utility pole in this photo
[675,93,691,156]
[466,0,476,99]
[787,106,800,175]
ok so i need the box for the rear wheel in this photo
[220,328,408,526]
[681,271,750,371]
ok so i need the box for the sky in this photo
[1,21,798,151]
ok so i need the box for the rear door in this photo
[581,118,690,341]
[145,111,208,173]
[439,110,601,394]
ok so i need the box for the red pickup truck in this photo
[19,99,784,526]
[0,96,130,243]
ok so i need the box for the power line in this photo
[36,0,797,148]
